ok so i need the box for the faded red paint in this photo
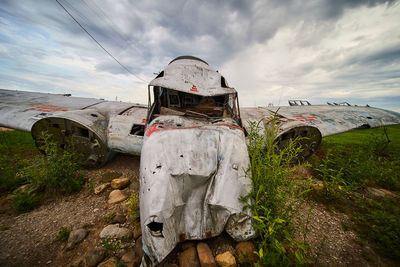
[141,118,147,124]
[179,233,186,242]
[29,104,67,112]
[145,123,243,137]
[205,231,212,239]
[190,85,199,92]
[293,115,316,122]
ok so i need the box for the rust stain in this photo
[179,233,186,242]
[205,231,212,239]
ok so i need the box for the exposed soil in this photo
[0,153,393,266]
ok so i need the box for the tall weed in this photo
[243,120,311,266]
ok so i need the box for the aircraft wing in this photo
[0,89,148,166]
[0,89,142,131]
[241,105,400,137]
[241,105,400,160]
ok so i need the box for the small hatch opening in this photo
[221,76,228,88]
[156,71,164,78]
[147,222,163,237]
[130,124,145,136]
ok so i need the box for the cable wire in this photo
[55,0,146,83]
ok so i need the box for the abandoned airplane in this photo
[1,56,400,264]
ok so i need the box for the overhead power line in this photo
[55,0,146,83]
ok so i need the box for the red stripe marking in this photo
[293,115,316,122]
[145,123,243,137]
[29,105,67,112]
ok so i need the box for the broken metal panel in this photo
[31,109,109,167]
[241,105,400,138]
[149,58,236,97]
[139,116,255,264]
[107,106,148,155]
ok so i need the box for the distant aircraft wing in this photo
[0,89,147,166]
[241,105,400,137]
[241,105,400,160]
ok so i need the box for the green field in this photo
[310,125,400,261]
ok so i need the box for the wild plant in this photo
[20,132,86,194]
[124,192,140,224]
[243,119,312,266]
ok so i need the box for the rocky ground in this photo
[0,154,393,266]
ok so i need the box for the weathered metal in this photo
[140,116,255,263]
[149,56,236,97]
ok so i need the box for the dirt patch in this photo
[0,154,140,267]
[296,201,391,266]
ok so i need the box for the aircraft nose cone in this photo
[139,124,255,264]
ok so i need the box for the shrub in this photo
[19,132,86,194]
[57,226,71,242]
[11,187,41,213]
[101,238,121,256]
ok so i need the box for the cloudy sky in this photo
[1,0,399,111]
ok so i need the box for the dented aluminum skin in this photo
[140,116,255,264]
[149,56,235,96]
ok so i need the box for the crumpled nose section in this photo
[140,125,255,264]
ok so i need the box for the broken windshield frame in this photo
[146,86,242,126]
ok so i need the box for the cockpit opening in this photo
[147,86,240,124]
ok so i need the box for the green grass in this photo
[310,125,400,261]
[322,125,400,155]
[353,197,400,260]
[312,125,400,192]
[0,130,36,152]
[0,130,37,192]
